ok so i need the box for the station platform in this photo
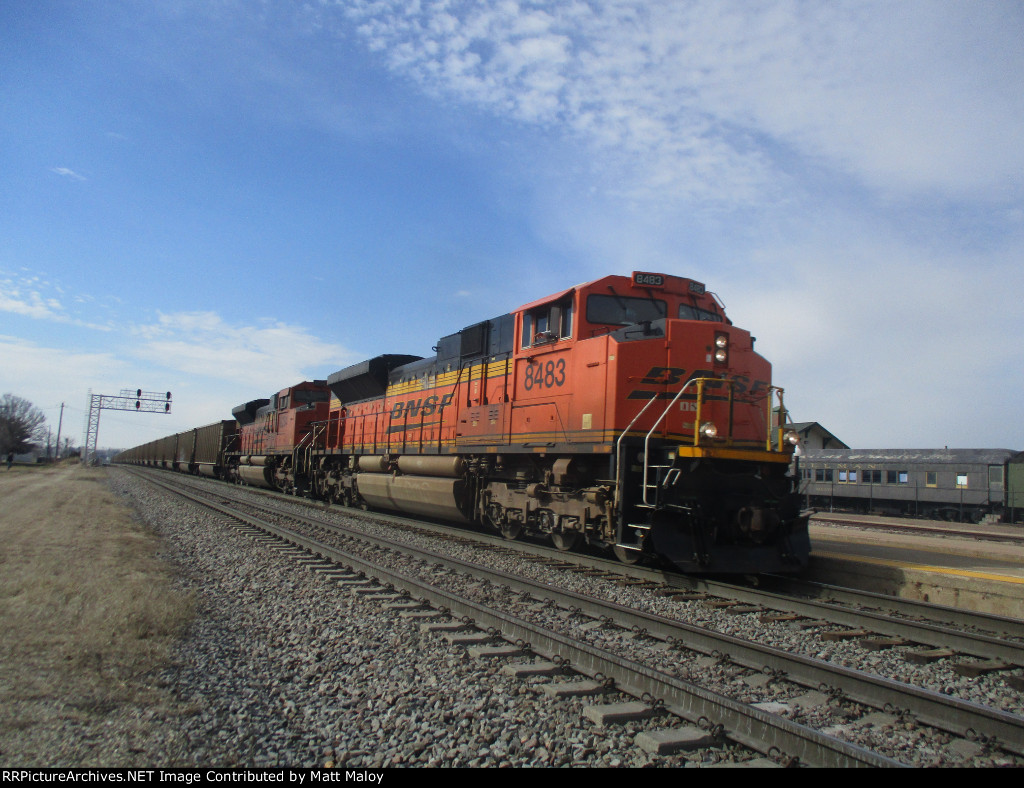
[806,514,1024,618]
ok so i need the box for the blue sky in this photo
[2,0,1023,452]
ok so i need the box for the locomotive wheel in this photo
[613,544,643,565]
[501,521,523,541]
[551,531,580,551]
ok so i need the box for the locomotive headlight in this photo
[784,430,800,445]
[700,421,718,439]
[713,333,728,364]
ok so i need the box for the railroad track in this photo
[190,473,1024,661]
[126,468,1024,765]
[810,513,1024,546]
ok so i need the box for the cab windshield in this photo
[678,304,723,322]
[586,294,667,326]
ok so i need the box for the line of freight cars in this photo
[120,420,239,479]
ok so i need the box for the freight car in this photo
[116,272,810,574]
[116,420,238,479]
[798,448,1018,523]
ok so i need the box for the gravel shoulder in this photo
[0,464,193,766]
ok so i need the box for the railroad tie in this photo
[583,702,661,726]
[759,612,805,623]
[541,680,604,698]
[819,629,872,641]
[723,605,764,615]
[635,727,720,755]
[952,659,1016,678]
[904,647,958,664]
[859,636,911,651]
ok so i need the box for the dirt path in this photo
[0,464,193,766]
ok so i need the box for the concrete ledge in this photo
[805,555,1024,617]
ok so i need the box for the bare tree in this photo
[0,394,48,455]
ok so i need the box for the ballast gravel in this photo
[105,471,752,768]
[105,470,1024,767]
[213,477,1024,768]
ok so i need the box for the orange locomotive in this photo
[246,271,810,574]
[228,381,331,493]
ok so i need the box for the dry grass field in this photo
[0,463,194,766]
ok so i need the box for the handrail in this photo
[617,376,783,510]
[291,427,315,479]
[642,378,716,506]
[613,390,667,511]
[767,386,787,452]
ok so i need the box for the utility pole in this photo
[81,389,172,465]
[55,402,64,461]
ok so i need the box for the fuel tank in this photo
[237,464,274,489]
[356,473,470,522]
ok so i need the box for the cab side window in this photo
[522,297,574,348]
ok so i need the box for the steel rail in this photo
[757,575,1024,646]
[810,515,1024,546]
[139,471,904,768]
[393,512,1024,653]
[136,470,1023,758]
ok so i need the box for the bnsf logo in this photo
[631,367,770,398]
[390,393,454,419]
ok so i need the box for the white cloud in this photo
[50,167,86,181]
[0,284,62,320]
[336,0,1024,204]
[0,335,128,386]
[0,305,358,450]
[723,228,1024,448]
[130,311,354,390]
[0,273,113,330]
